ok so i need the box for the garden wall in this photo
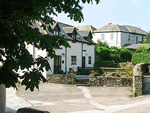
[89,77,132,87]
[47,74,132,87]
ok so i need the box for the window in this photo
[101,34,105,40]
[88,56,91,64]
[54,31,59,36]
[128,35,130,41]
[110,33,114,40]
[71,56,77,65]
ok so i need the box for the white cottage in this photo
[28,21,96,76]
[93,23,148,47]
[47,22,96,75]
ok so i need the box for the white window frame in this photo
[101,34,105,41]
[110,33,114,40]
[71,56,77,65]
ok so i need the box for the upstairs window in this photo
[110,33,114,40]
[101,34,105,41]
[54,31,59,36]
[71,56,77,65]
[128,35,130,41]
[88,56,91,64]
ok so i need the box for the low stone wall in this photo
[90,77,132,87]
[47,74,76,85]
[47,74,132,87]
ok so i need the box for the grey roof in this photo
[77,25,97,32]
[34,21,96,45]
[78,30,91,37]
[62,27,75,34]
[126,44,150,49]
[95,23,148,35]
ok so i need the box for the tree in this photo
[143,33,150,43]
[0,0,100,91]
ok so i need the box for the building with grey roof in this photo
[93,23,148,47]
[30,21,96,75]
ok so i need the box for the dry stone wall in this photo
[47,74,132,87]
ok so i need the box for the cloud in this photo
[131,0,138,4]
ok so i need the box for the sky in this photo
[53,0,150,32]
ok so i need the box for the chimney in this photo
[108,23,112,25]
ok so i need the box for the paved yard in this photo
[6,83,150,113]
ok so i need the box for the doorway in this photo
[54,55,62,74]
[82,57,85,68]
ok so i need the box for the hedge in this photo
[132,52,150,65]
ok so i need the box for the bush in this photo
[126,67,133,77]
[132,52,150,65]
[119,47,132,61]
[135,45,150,52]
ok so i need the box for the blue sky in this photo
[54,0,150,32]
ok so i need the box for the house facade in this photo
[28,21,96,76]
[93,23,148,47]
[47,22,96,75]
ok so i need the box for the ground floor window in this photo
[71,56,77,65]
[88,56,91,64]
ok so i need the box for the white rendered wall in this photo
[83,44,95,67]
[93,32,122,47]
[47,41,95,75]
[121,32,144,46]
[93,32,145,47]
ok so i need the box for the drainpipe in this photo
[116,32,118,47]
[0,84,6,113]
[65,47,67,74]
[81,43,83,67]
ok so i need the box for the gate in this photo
[142,75,150,95]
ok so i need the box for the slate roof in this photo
[62,27,75,34]
[95,23,148,35]
[126,44,150,49]
[78,30,91,37]
[77,25,97,32]
[33,21,96,45]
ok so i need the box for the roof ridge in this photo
[125,25,132,32]
[117,24,121,31]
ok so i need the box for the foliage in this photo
[132,52,150,65]
[119,47,132,61]
[95,41,132,63]
[90,70,99,76]
[125,67,133,77]
[135,45,150,52]
[0,0,100,91]
[143,33,150,43]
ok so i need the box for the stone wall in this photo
[89,77,132,87]
[47,74,76,85]
[47,74,132,87]
[133,63,143,97]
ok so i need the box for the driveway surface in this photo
[6,83,150,113]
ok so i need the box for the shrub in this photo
[126,67,133,77]
[119,47,132,61]
[132,52,150,65]
[135,45,150,52]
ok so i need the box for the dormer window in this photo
[54,31,59,36]
[72,34,76,40]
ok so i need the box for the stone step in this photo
[75,84,90,86]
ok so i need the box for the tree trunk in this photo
[0,84,6,113]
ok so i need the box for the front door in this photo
[136,37,138,43]
[82,57,85,68]
[54,55,61,74]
